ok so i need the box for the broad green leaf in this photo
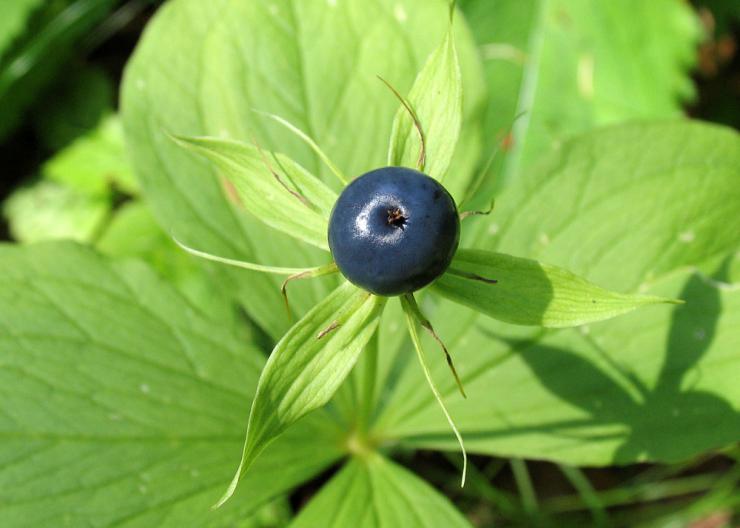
[434,249,676,327]
[290,455,473,528]
[97,201,241,324]
[365,0,703,434]
[2,180,108,243]
[0,242,344,526]
[388,27,461,182]
[97,201,173,259]
[173,136,336,250]
[478,122,740,291]
[221,281,386,506]
[121,0,485,339]
[389,268,740,466]
[459,0,700,196]
[374,122,740,466]
[723,251,740,284]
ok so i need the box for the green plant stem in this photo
[607,466,740,528]
[558,465,607,527]
[626,456,706,486]
[511,459,540,523]
[542,470,739,514]
[357,331,378,434]
[402,292,466,397]
[173,236,318,275]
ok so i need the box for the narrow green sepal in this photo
[400,294,467,488]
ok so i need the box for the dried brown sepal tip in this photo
[280,270,313,321]
[447,268,498,285]
[377,75,427,171]
[317,321,340,340]
[249,134,313,209]
[403,293,466,398]
[459,200,495,221]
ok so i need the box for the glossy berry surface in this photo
[328,167,460,296]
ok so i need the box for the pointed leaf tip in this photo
[169,134,337,250]
[217,283,385,505]
[434,250,680,327]
[252,109,349,186]
[387,18,461,182]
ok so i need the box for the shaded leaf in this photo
[391,269,740,466]
[33,66,114,150]
[220,282,386,506]
[0,0,44,59]
[434,249,676,327]
[2,115,136,246]
[45,114,137,195]
[0,0,118,141]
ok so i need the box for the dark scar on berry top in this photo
[387,208,408,229]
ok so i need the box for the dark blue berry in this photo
[328,167,460,296]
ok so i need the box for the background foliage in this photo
[0,0,738,526]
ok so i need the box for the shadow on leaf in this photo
[510,266,739,464]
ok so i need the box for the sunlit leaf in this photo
[477,122,740,291]
[173,135,337,250]
[459,0,701,194]
[96,201,242,323]
[0,242,344,526]
[388,27,461,181]
[401,294,466,485]
[121,0,485,338]
[2,181,108,243]
[219,281,386,506]
[393,268,740,466]
[290,455,473,528]
[376,122,740,466]
[434,249,676,327]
